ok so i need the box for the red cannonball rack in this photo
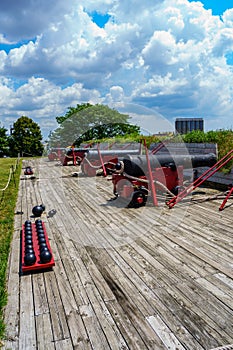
[21,221,55,273]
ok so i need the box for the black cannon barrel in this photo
[66,148,90,155]
[85,149,140,160]
[122,153,217,177]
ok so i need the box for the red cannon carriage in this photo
[48,147,90,165]
[62,148,90,166]
[111,153,217,208]
[47,148,66,161]
[24,166,34,176]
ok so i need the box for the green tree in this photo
[49,103,140,147]
[0,126,9,157]
[182,130,207,143]
[56,102,93,125]
[177,128,233,173]
[8,116,44,157]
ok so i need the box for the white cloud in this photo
[0,0,233,137]
[222,8,233,26]
[0,34,13,44]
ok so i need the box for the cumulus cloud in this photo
[0,0,73,41]
[0,0,233,137]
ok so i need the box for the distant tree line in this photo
[49,103,140,147]
[0,116,44,157]
[178,129,233,165]
[1,104,232,167]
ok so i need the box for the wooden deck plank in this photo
[83,246,201,349]
[146,314,187,350]
[39,163,233,348]
[38,170,127,348]
[35,313,55,350]
[18,274,37,349]
[44,271,70,342]
[33,273,50,316]
[2,159,233,350]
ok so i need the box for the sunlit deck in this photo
[2,158,233,350]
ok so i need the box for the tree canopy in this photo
[8,116,44,157]
[49,103,140,147]
[0,126,9,157]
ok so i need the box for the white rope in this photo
[120,172,176,197]
[83,157,107,169]
[191,190,233,202]
[112,168,232,203]
[114,161,124,174]
[12,157,18,172]
[0,157,20,192]
[0,167,13,191]
[64,154,74,159]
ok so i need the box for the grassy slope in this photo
[0,158,21,341]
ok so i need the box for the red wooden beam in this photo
[144,139,158,206]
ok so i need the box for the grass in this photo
[0,158,22,341]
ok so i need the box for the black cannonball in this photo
[40,204,46,211]
[24,247,34,255]
[24,220,32,226]
[40,245,49,252]
[24,253,36,265]
[36,228,44,235]
[25,231,33,238]
[24,227,32,234]
[38,237,46,244]
[40,250,52,263]
[36,221,43,227]
[37,234,45,241]
[24,228,31,233]
[24,235,33,242]
[24,244,33,251]
[32,205,44,217]
[39,243,49,252]
[25,237,33,246]
[24,220,31,225]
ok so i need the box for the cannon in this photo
[115,153,217,176]
[62,148,90,166]
[24,166,34,176]
[47,148,67,161]
[111,152,217,207]
[81,148,141,176]
[48,147,90,165]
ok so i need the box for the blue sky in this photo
[0,0,233,139]
[198,0,233,65]
[90,12,111,28]
[0,39,36,54]
[198,0,233,15]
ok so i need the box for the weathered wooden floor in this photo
[2,158,233,350]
